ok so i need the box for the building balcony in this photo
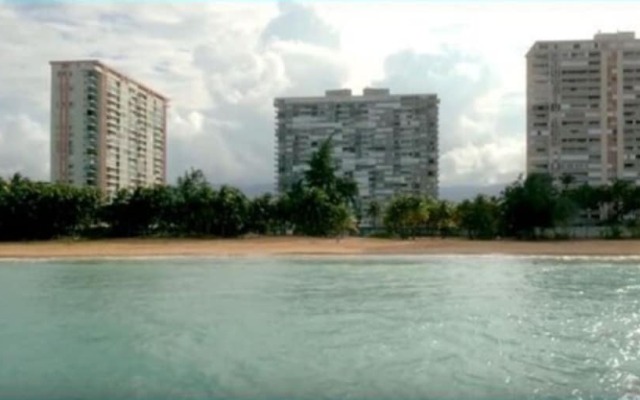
[85,82,98,92]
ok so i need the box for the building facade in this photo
[275,88,439,223]
[50,60,167,198]
[527,31,640,186]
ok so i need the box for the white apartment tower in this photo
[527,32,640,185]
[50,60,167,198]
[275,88,439,220]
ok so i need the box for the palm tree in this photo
[383,195,429,239]
[214,185,249,237]
[332,204,358,241]
[366,200,381,231]
[560,173,575,192]
[248,193,275,235]
[432,200,455,237]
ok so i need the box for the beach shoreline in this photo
[0,237,639,259]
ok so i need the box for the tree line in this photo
[0,140,357,241]
[2,139,640,241]
[377,173,640,239]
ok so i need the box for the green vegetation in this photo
[0,174,101,240]
[0,139,358,240]
[2,138,640,241]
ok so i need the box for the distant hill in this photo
[439,183,506,202]
[236,183,276,198]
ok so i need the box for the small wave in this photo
[268,253,640,263]
[0,254,265,263]
[2,253,640,264]
[444,254,640,262]
[533,255,640,262]
[314,253,640,262]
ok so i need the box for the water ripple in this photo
[0,256,638,399]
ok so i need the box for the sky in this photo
[1,0,639,194]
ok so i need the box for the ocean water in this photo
[0,256,639,400]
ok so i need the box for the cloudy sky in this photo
[1,0,639,193]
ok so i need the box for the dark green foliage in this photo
[284,139,359,237]
[247,193,276,235]
[0,174,100,240]
[212,185,249,237]
[288,187,334,236]
[430,200,456,237]
[4,163,640,241]
[568,183,600,212]
[0,138,356,241]
[501,173,558,238]
[0,169,251,240]
[383,195,430,239]
[148,171,249,238]
[171,169,217,235]
[494,173,640,239]
[101,186,173,237]
[382,196,458,239]
[457,195,501,239]
[366,201,381,230]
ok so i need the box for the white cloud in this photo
[0,114,49,179]
[0,1,348,187]
[2,0,640,194]
[262,1,340,48]
[440,138,524,186]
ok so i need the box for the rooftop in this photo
[526,31,638,56]
[275,88,438,103]
[50,59,169,102]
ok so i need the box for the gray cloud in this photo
[261,1,339,48]
[0,63,50,179]
[0,1,525,191]
[375,47,524,186]
[375,48,497,150]
[183,20,349,186]
[495,91,525,136]
[275,44,348,96]
[0,2,350,189]
[0,114,48,179]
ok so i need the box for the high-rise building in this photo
[274,88,439,223]
[527,31,640,186]
[50,60,167,198]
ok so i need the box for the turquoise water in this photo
[0,256,639,400]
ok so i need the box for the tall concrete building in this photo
[50,60,167,198]
[527,31,640,186]
[275,88,439,221]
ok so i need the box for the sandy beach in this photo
[0,237,639,259]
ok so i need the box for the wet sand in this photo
[0,237,639,259]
